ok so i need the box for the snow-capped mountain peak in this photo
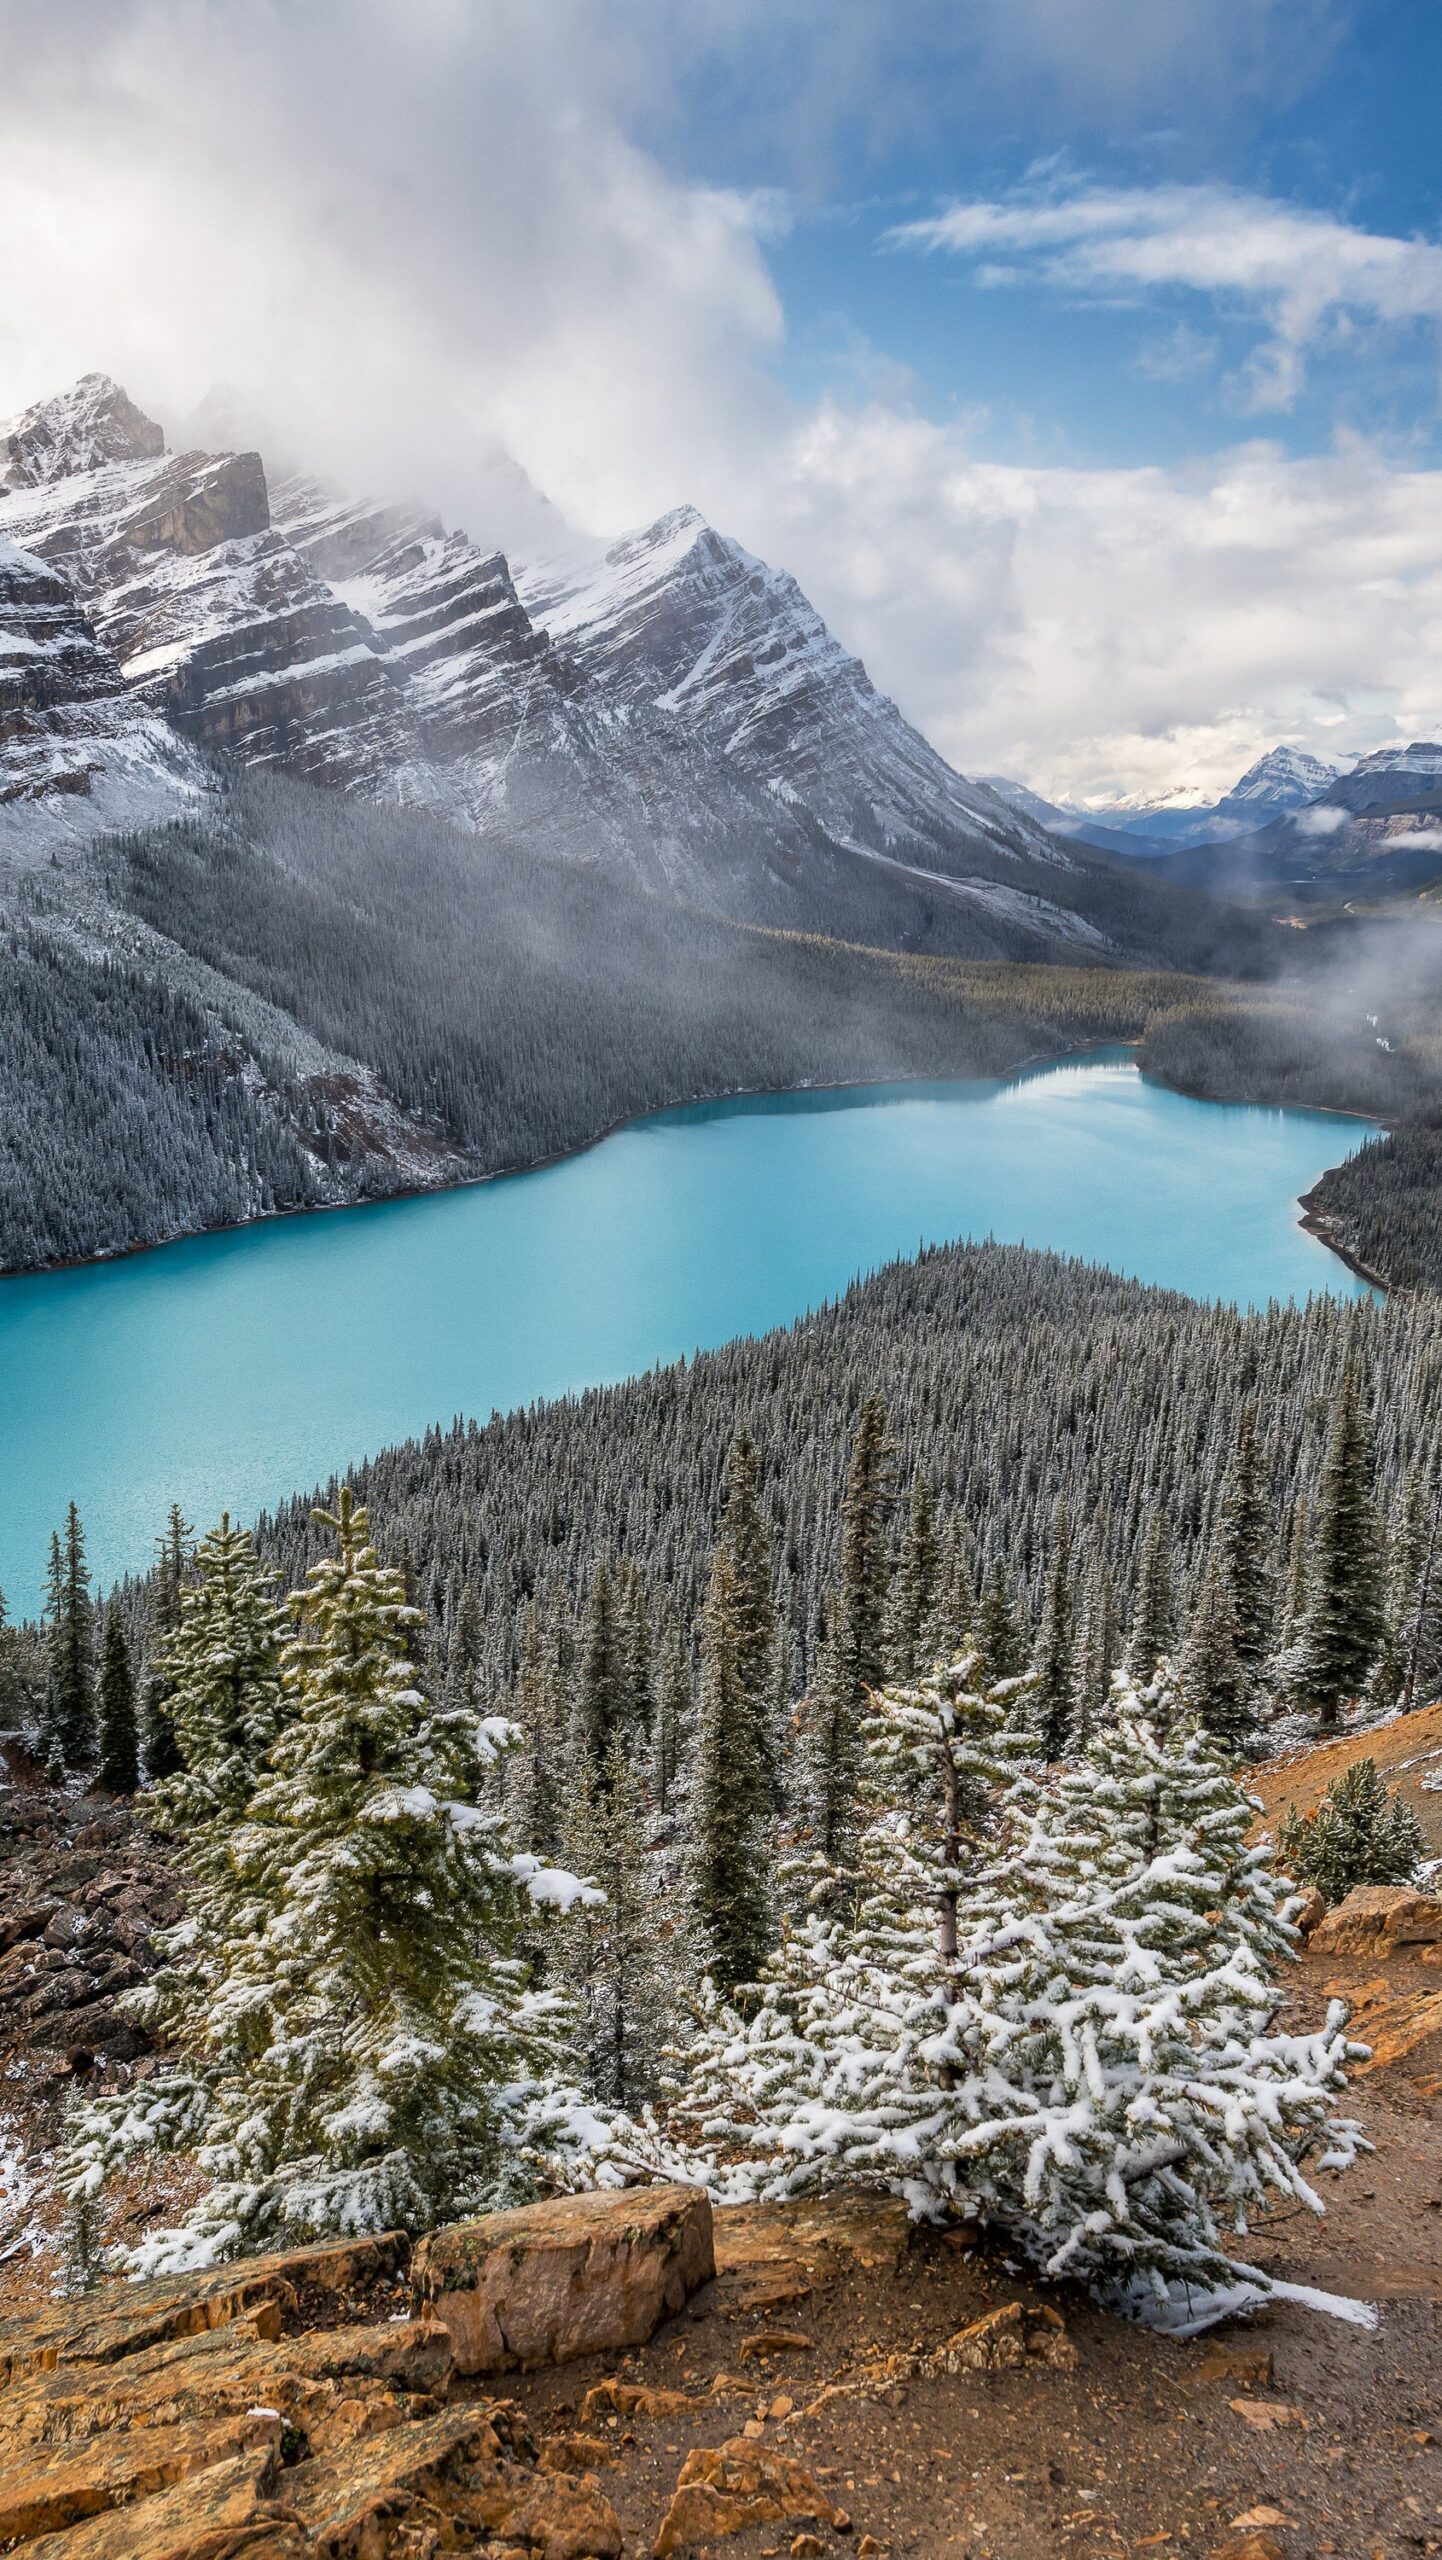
[1222,745,1343,809]
[2,373,166,490]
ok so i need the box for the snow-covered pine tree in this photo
[510,1601,564,1861]
[652,1615,691,1820]
[691,1542,773,1994]
[1031,1504,1077,1759]
[65,1491,596,2265]
[571,1561,628,1778]
[1128,1511,1176,1679]
[674,1645,1033,2203]
[1279,1757,1424,1905]
[794,1601,863,1873]
[922,1506,975,1671]
[1176,1551,1254,1754]
[718,1428,777,1802]
[951,1695,1362,2302]
[1371,1461,1442,1713]
[676,1663,1361,2305]
[885,1478,940,1682]
[559,1733,672,2111]
[1075,1558,1119,1749]
[1292,1362,1384,1724]
[97,1602,139,1797]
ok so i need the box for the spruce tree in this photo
[97,1602,139,1797]
[44,1504,96,1771]
[510,1601,564,1861]
[1293,1363,1384,1725]
[68,1491,592,2261]
[1031,1505,1077,1760]
[1128,1511,1175,1679]
[142,1506,192,1782]
[836,1393,896,1702]
[151,1515,286,1843]
[559,1733,670,2110]
[1074,1559,1118,1749]
[1216,1404,1274,1674]
[1280,1759,1424,1905]
[572,1562,628,1778]
[652,1616,691,1820]
[921,1507,974,1669]
[691,1544,773,1994]
[718,1429,777,1801]
[1177,1551,1254,1754]
[885,1478,940,1682]
[797,1602,864,1869]
[972,1554,1027,1688]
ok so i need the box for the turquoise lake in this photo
[0,1050,1378,1614]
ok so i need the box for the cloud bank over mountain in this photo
[1,0,1439,801]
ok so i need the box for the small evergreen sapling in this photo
[1279,1758,1424,1906]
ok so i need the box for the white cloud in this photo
[1292,804,1351,835]
[890,177,1442,409]
[741,412,1442,802]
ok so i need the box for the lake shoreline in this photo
[0,1036,1385,1291]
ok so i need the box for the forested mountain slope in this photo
[235,1239,1440,1735]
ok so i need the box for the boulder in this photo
[411,2183,714,2375]
[1289,1886,1326,1937]
[654,2438,840,2556]
[1309,1885,1442,1956]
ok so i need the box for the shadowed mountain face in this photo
[0,373,1242,962]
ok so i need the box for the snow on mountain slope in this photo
[1222,746,1341,810]
[1324,740,1442,812]
[0,534,202,847]
[517,507,1066,884]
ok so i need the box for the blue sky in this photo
[652,0,1442,471]
[5,0,1442,801]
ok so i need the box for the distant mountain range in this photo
[988,739,1442,906]
[0,370,1222,967]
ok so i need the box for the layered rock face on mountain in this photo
[0,536,193,827]
[0,373,1123,953]
[2,382,413,796]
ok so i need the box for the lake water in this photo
[0,1050,1378,1614]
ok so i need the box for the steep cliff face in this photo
[2,406,416,798]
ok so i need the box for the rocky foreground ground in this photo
[0,1716,1441,2559]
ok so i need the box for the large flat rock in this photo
[411,2183,714,2375]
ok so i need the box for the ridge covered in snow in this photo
[0,373,1155,957]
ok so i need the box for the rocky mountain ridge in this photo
[0,374,1169,961]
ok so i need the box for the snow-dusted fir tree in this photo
[951,1683,1362,2302]
[1176,1551,1255,1755]
[675,1657,1361,2306]
[1279,1757,1423,1906]
[152,1514,287,1841]
[675,1645,1034,2204]
[1128,1512,1176,1679]
[65,1492,597,2267]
